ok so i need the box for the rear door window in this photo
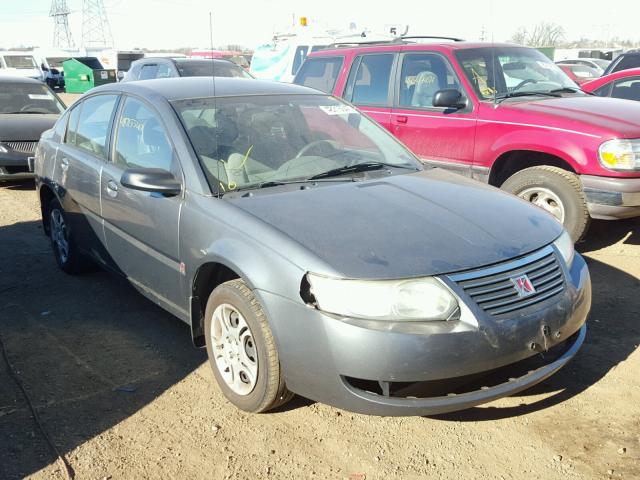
[139,64,159,80]
[74,95,119,158]
[346,54,395,106]
[294,56,343,93]
[65,103,82,144]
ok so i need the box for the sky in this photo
[1,0,639,51]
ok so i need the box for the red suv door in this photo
[390,50,478,176]
[341,53,397,131]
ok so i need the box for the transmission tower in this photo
[81,0,114,48]
[50,0,75,48]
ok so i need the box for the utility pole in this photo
[81,0,114,48]
[49,0,75,48]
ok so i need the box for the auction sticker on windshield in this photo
[319,104,357,115]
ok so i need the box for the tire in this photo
[46,198,93,274]
[204,279,293,413]
[501,166,591,242]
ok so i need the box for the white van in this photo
[250,34,333,83]
[0,51,44,81]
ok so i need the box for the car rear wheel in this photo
[47,198,93,274]
[204,278,293,412]
[501,166,590,242]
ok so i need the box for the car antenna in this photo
[209,11,221,197]
[490,0,498,108]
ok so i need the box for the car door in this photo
[55,94,119,259]
[342,53,397,131]
[390,51,477,174]
[100,95,185,314]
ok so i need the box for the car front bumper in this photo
[0,152,35,181]
[581,174,640,220]
[258,251,591,416]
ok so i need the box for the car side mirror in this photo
[120,168,181,197]
[432,89,467,109]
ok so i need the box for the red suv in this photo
[294,38,640,241]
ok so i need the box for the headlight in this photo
[553,230,575,268]
[0,144,7,154]
[598,139,640,171]
[305,273,459,321]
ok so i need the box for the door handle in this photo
[60,157,69,171]
[395,115,408,124]
[106,179,119,198]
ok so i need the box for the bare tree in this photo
[510,22,565,47]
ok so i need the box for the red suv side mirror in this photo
[432,89,467,109]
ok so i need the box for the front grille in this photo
[448,246,565,316]
[4,141,37,154]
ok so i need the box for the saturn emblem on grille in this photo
[511,274,536,298]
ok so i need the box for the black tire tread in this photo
[208,279,292,413]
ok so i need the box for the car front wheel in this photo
[501,166,590,242]
[204,279,293,413]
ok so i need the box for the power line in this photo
[81,0,113,48]
[49,0,75,48]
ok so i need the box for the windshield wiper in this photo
[225,177,355,195]
[308,161,418,180]
[550,87,595,96]
[495,91,561,104]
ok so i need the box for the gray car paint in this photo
[34,77,590,415]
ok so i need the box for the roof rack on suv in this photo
[328,35,465,48]
[400,36,465,42]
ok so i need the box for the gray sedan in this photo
[34,77,591,415]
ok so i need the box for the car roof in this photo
[309,41,520,56]
[140,57,237,65]
[0,75,43,84]
[90,76,323,100]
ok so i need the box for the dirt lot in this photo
[0,182,638,480]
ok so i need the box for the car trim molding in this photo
[477,119,601,139]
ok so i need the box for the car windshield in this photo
[456,47,579,100]
[176,60,253,79]
[0,82,65,114]
[173,94,420,193]
[3,55,37,69]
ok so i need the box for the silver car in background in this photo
[34,78,591,415]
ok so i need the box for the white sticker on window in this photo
[28,94,52,100]
[319,105,357,115]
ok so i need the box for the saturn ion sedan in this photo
[34,77,591,415]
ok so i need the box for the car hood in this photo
[227,169,563,280]
[0,114,58,141]
[501,96,640,138]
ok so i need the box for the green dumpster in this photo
[62,57,116,94]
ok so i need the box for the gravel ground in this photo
[0,183,638,480]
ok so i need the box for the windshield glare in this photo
[0,83,65,114]
[456,47,579,99]
[173,94,419,193]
